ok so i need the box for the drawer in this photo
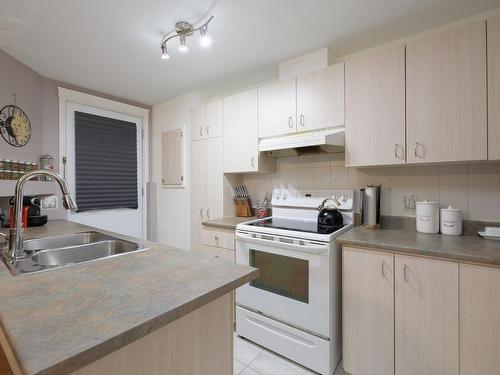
[202,228,235,250]
[201,245,235,262]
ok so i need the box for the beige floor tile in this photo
[234,359,247,374]
[234,336,262,366]
[248,350,314,375]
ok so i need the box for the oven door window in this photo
[249,249,309,303]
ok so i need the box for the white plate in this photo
[478,232,500,240]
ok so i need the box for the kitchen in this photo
[1,0,500,374]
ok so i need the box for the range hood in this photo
[258,126,345,156]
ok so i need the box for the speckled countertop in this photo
[202,216,256,230]
[337,226,500,266]
[0,220,258,375]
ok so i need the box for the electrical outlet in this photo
[41,196,58,210]
[404,195,416,210]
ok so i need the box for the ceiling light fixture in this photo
[160,16,214,60]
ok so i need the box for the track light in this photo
[161,44,170,59]
[200,26,211,47]
[179,34,188,52]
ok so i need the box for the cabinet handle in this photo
[381,261,386,277]
[251,156,255,168]
[200,208,203,218]
[403,264,409,282]
[206,209,210,219]
[299,114,305,127]
[199,127,203,136]
[206,126,210,135]
[414,142,424,158]
[394,144,404,160]
[214,236,219,241]
[288,116,294,128]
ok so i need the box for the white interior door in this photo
[65,102,144,239]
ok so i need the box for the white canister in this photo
[440,206,462,235]
[416,201,439,234]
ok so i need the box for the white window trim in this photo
[58,87,150,236]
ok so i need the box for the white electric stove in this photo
[235,188,354,375]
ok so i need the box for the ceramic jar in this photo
[440,206,462,235]
[416,201,439,234]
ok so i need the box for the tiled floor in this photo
[234,334,347,375]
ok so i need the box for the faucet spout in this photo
[7,170,78,260]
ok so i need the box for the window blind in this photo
[74,111,138,212]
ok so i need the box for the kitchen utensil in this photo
[416,201,439,234]
[440,206,462,235]
[360,185,381,228]
[317,198,344,234]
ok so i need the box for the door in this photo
[460,264,500,375]
[223,89,259,173]
[235,231,331,336]
[488,15,500,160]
[205,136,223,221]
[190,104,205,141]
[258,79,296,138]
[345,44,406,166]
[342,247,394,375]
[395,255,459,375]
[65,103,144,239]
[205,99,223,138]
[406,20,487,163]
[296,63,344,132]
[190,140,206,251]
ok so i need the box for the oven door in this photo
[236,230,331,337]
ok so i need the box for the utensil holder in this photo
[234,198,254,217]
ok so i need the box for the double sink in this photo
[1,231,146,276]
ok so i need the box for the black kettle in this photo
[317,198,344,234]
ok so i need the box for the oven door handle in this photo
[236,232,329,255]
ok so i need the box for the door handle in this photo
[251,156,255,168]
[394,144,404,160]
[199,127,203,137]
[299,114,305,127]
[288,116,294,128]
[414,142,424,158]
[403,264,409,282]
[199,208,203,218]
[206,208,210,219]
[206,126,210,136]
[381,261,386,277]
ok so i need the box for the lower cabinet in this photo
[343,246,461,375]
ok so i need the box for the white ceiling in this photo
[1,0,499,105]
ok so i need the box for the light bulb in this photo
[200,27,211,47]
[161,45,170,59]
[179,35,188,52]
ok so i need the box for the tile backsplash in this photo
[242,153,500,222]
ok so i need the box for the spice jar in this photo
[4,160,12,170]
[4,170,13,180]
[19,161,26,172]
[12,171,21,180]
[0,169,5,180]
[0,160,4,169]
[11,161,20,171]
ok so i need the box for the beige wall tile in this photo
[413,165,440,203]
[313,154,331,168]
[299,155,314,169]
[331,166,349,189]
[331,152,346,167]
[276,156,299,171]
[439,164,468,218]
[467,163,500,221]
[314,166,331,189]
[298,167,314,189]
[387,167,413,217]
[276,168,299,189]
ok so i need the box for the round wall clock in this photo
[0,105,32,147]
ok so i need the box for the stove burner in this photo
[247,217,345,235]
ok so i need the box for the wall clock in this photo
[0,104,32,147]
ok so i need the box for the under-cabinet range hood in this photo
[258,126,345,156]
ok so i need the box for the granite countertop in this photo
[0,220,258,375]
[202,216,256,230]
[337,226,500,266]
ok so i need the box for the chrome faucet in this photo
[6,170,78,260]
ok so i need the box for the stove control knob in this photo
[283,193,287,200]
[340,194,347,202]
[276,191,282,200]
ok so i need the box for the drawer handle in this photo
[288,116,293,128]
[206,125,210,135]
[206,209,210,219]
[199,127,203,136]
[199,208,203,218]
[214,236,219,241]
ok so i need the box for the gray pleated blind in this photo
[75,111,138,212]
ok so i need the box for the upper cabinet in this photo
[406,20,487,163]
[345,44,406,166]
[190,99,223,141]
[224,89,275,173]
[257,63,345,139]
[258,79,296,138]
[296,62,344,131]
[488,15,500,160]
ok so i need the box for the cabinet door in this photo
[345,44,406,166]
[206,99,223,138]
[395,255,458,375]
[296,63,344,132]
[406,21,487,163]
[342,247,394,375]
[223,89,259,173]
[258,79,296,138]
[190,140,206,251]
[460,264,500,375]
[190,104,206,141]
[488,15,500,160]
[205,137,224,220]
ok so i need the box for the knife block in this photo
[234,198,254,217]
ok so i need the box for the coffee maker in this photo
[7,195,48,227]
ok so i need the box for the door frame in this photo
[58,87,150,238]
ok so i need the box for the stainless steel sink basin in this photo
[1,231,147,276]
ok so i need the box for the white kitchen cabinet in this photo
[190,137,224,251]
[342,247,394,375]
[223,89,275,173]
[460,263,500,375]
[488,15,500,160]
[395,255,459,375]
[406,20,487,163]
[345,43,406,166]
[296,62,344,132]
[258,79,296,138]
[190,99,223,141]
